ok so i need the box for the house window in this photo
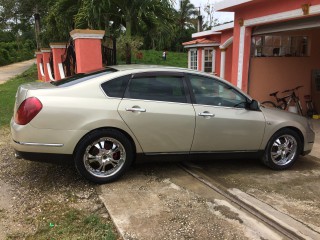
[252,35,309,57]
[189,49,197,70]
[203,49,213,73]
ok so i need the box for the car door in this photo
[188,74,266,152]
[118,72,195,153]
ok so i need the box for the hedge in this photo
[0,40,35,66]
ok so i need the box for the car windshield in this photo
[50,68,118,87]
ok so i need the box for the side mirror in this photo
[247,99,260,111]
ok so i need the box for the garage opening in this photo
[248,16,320,115]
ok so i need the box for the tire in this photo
[261,129,302,170]
[74,129,134,183]
[261,101,277,108]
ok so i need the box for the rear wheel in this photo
[262,129,301,170]
[261,101,276,108]
[74,129,134,183]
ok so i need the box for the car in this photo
[11,65,315,183]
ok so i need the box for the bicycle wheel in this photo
[261,101,277,108]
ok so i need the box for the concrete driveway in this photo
[99,120,320,240]
[0,59,36,84]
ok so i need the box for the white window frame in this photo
[202,48,215,73]
[188,48,198,70]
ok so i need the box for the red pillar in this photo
[241,27,252,93]
[70,29,105,73]
[35,52,44,80]
[49,43,67,80]
[41,48,52,82]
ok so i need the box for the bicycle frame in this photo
[263,86,303,115]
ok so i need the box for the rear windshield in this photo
[51,68,117,87]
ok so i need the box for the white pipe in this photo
[220,50,226,79]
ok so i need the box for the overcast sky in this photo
[175,0,234,24]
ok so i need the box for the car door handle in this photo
[125,107,146,112]
[198,112,215,117]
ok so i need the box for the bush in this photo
[0,41,35,66]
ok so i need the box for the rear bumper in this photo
[14,150,73,164]
[10,118,88,154]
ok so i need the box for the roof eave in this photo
[184,43,220,49]
[192,30,221,39]
[215,0,253,12]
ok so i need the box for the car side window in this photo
[189,75,247,108]
[126,76,187,103]
[101,75,130,98]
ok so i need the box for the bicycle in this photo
[304,94,317,117]
[262,86,303,115]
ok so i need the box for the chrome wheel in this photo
[262,129,301,170]
[84,137,126,178]
[75,129,134,183]
[270,134,297,166]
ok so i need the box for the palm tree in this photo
[109,0,174,63]
[175,0,198,51]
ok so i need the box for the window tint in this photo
[126,76,187,103]
[101,75,130,98]
[189,75,247,108]
[51,68,117,87]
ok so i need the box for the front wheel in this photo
[74,129,134,183]
[261,129,301,170]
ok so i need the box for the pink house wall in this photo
[225,44,233,82]
[221,30,234,82]
[229,0,320,92]
[198,48,203,71]
[235,0,320,20]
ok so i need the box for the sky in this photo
[176,0,235,24]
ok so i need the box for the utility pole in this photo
[197,7,203,32]
[34,5,41,50]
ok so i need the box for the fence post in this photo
[35,51,44,80]
[70,29,105,73]
[40,48,52,82]
[50,42,67,80]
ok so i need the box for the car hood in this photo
[260,105,310,129]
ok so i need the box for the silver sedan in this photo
[11,65,315,183]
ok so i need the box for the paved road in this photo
[0,59,36,84]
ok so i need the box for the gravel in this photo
[0,127,118,239]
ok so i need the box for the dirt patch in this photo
[0,127,118,239]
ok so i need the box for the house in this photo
[183,0,320,113]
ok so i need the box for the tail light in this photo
[15,97,43,125]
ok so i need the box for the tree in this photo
[174,0,198,51]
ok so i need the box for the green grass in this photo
[23,206,116,240]
[0,64,38,128]
[131,49,188,68]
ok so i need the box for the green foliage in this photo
[25,205,116,240]
[117,34,143,62]
[0,40,35,66]
[0,65,37,128]
[41,0,81,46]
[131,49,187,68]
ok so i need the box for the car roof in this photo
[110,64,195,73]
